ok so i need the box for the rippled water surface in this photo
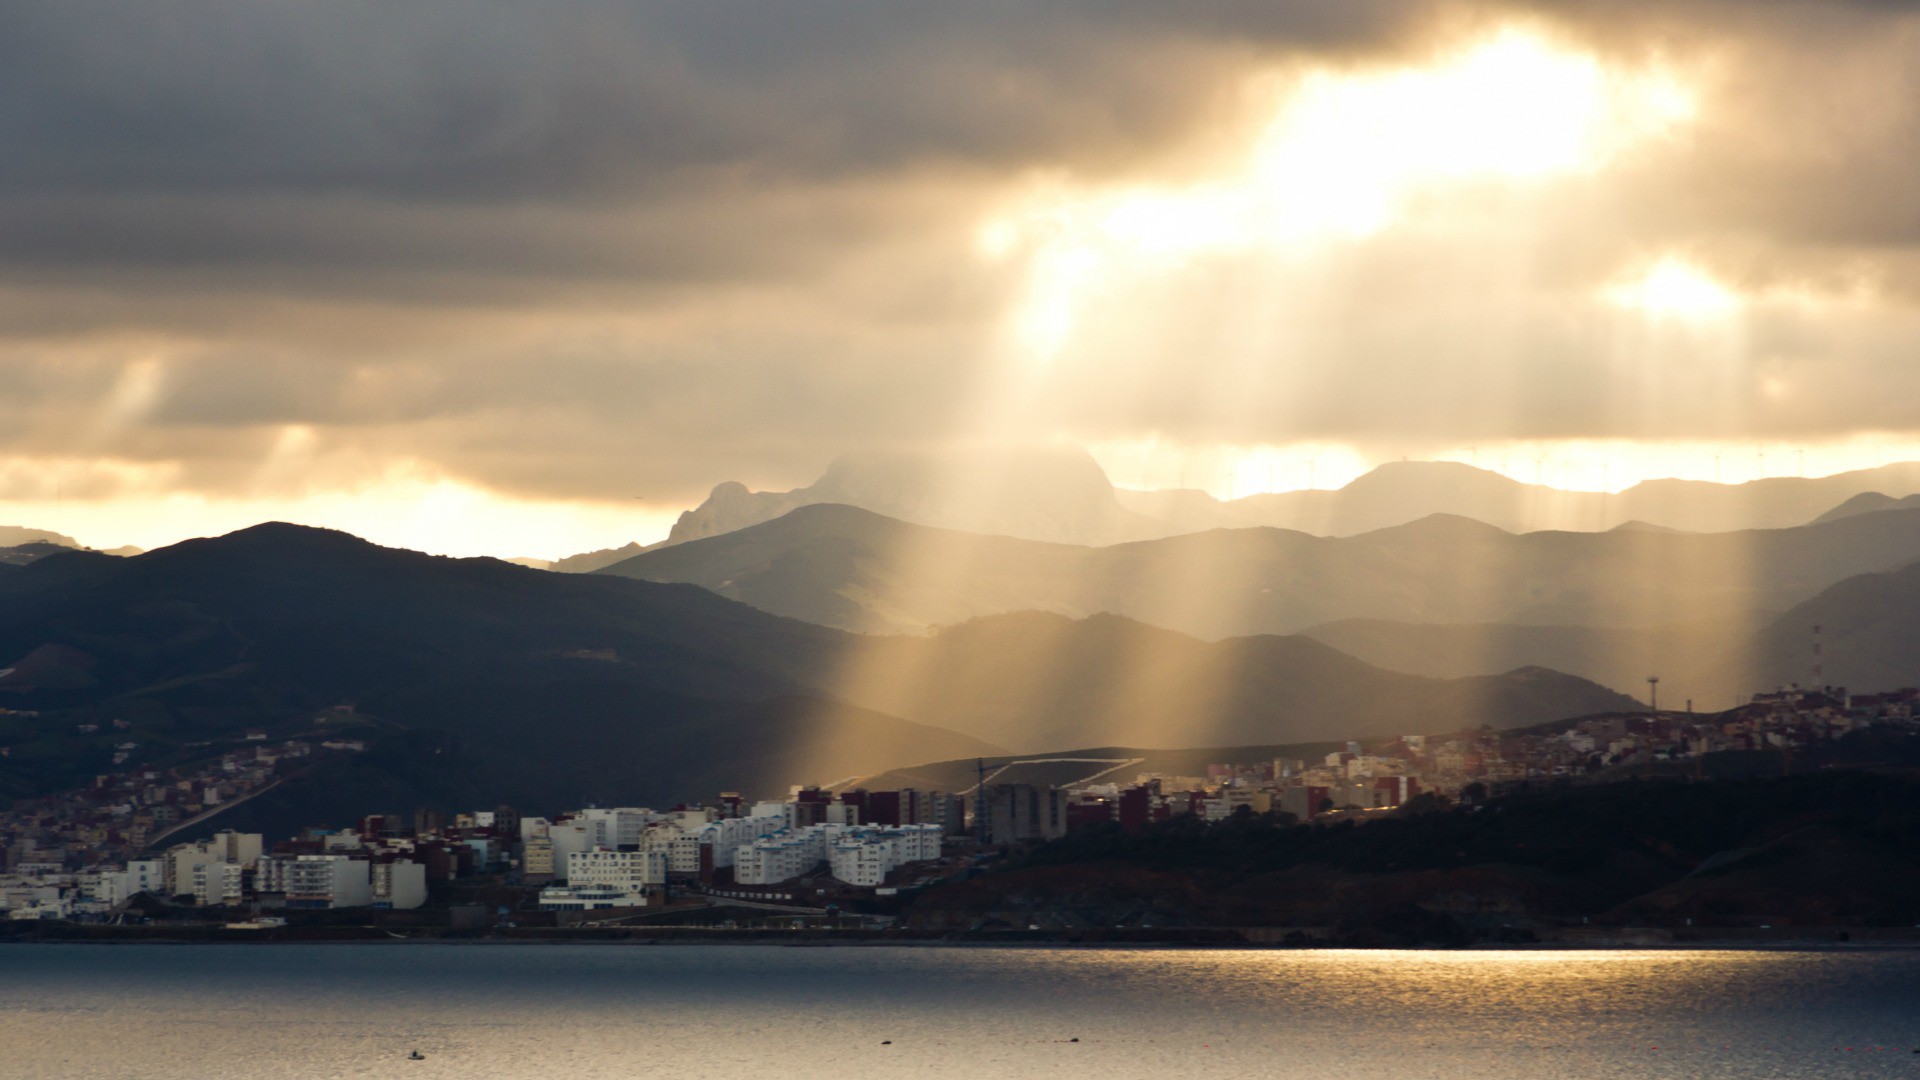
[3,945,1917,1078]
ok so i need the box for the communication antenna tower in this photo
[975,758,989,845]
[1646,675,1660,715]
[1812,624,1823,686]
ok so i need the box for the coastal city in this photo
[1,682,1915,926]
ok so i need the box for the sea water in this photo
[1,944,1915,1078]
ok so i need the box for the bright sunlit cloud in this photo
[1603,257,1742,320]
[980,26,1700,363]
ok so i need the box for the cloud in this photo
[1,0,1919,551]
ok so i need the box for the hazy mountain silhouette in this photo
[1298,618,1753,708]
[652,445,1172,550]
[0,524,1635,827]
[1303,560,1920,710]
[834,611,1640,752]
[1121,460,1920,535]
[552,453,1920,570]
[0,526,78,549]
[0,538,139,567]
[550,542,649,573]
[1744,560,1920,696]
[600,503,1920,638]
[1812,491,1920,525]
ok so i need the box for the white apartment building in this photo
[537,883,648,911]
[828,837,888,887]
[696,813,787,870]
[565,848,667,889]
[545,818,596,866]
[572,807,661,849]
[263,854,373,909]
[163,831,262,898]
[125,858,165,898]
[76,867,130,907]
[733,822,944,887]
[733,828,829,885]
[522,836,556,878]
[192,861,245,906]
[751,800,795,827]
[828,824,943,887]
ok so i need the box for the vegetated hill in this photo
[600,502,1920,638]
[0,525,999,828]
[1811,491,1920,525]
[0,542,84,567]
[901,767,1920,938]
[827,611,1640,752]
[0,525,1636,832]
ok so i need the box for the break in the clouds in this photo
[2,1,1920,554]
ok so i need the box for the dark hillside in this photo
[905,768,1920,939]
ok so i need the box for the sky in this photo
[4,1,1920,557]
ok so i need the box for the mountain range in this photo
[1123,460,1920,536]
[598,501,1920,640]
[558,448,1920,562]
[0,524,1633,834]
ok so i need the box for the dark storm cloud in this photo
[0,2,1414,198]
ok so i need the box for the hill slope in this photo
[1811,491,1920,525]
[0,525,998,824]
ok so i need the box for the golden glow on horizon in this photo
[14,434,1920,557]
[0,455,682,559]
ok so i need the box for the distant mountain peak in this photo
[655,443,1172,549]
[1355,511,1515,541]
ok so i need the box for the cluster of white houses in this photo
[529,797,947,911]
[2,828,428,920]
[2,784,962,920]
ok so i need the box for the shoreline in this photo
[7,924,1920,950]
